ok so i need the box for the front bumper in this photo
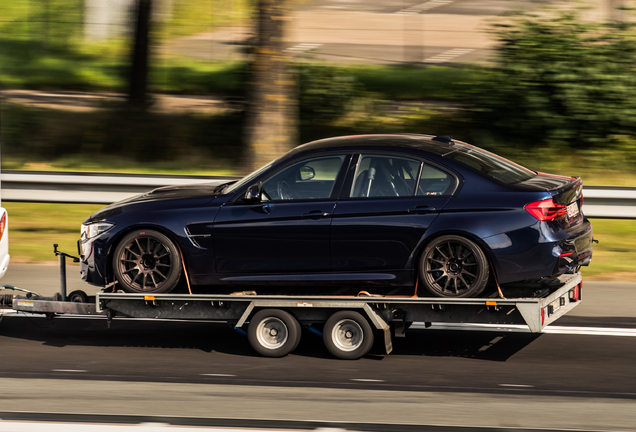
[78,235,111,287]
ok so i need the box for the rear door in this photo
[330,153,456,271]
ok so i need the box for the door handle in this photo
[408,206,437,214]
[302,210,330,219]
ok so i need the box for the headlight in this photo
[81,222,115,242]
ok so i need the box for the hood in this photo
[84,180,232,223]
[139,181,231,201]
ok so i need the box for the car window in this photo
[351,155,421,198]
[417,163,455,196]
[225,161,275,194]
[445,146,536,185]
[261,155,346,201]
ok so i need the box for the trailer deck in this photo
[1,252,582,359]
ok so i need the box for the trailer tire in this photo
[113,230,182,294]
[323,311,374,360]
[248,309,300,358]
[68,290,88,303]
[419,235,489,298]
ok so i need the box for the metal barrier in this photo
[1,170,634,219]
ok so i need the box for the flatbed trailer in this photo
[0,248,583,359]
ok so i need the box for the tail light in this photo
[525,198,567,221]
[0,212,6,241]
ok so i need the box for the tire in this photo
[68,290,88,303]
[291,317,303,352]
[323,311,374,360]
[419,235,489,298]
[248,309,301,357]
[113,229,182,294]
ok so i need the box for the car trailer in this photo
[0,246,583,360]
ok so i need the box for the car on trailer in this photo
[78,134,593,298]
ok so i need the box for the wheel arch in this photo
[105,223,188,284]
[408,229,503,285]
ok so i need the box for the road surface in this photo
[1,265,636,430]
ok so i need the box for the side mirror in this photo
[243,183,261,202]
[299,166,315,181]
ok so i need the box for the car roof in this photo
[289,134,465,158]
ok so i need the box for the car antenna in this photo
[432,135,454,145]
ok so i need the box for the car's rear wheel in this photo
[420,235,489,298]
[113,229,182,294]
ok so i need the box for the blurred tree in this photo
[467,13,636,149]
[298,64,363,125]
[242,0,297,173]
[129,0,152,105]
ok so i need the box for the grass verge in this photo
[4,203,634,282]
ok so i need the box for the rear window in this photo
[445,146,536,185]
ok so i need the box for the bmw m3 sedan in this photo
[79,134,593,298]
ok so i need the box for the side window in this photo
[261,155,346,201]
[417,163,454,196]
[351,155,421,198]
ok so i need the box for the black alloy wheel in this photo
[420,235,489,298]
[113,230,182,294]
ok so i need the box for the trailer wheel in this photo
[113,230,182,294]
[248,309,301,357]
[419,235,489,298]
[67,290,88,303]
[323,311,374,360]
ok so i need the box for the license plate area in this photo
[567,201,579,218]
[548,296,567,316]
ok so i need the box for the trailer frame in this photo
[1,250,583,359]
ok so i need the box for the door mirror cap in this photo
[243,183,262,202]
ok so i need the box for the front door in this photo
[213,154,349,274]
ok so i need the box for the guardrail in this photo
[1,170,635,219]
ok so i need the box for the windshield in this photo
[445,146,536,185]
[224,161,275,194]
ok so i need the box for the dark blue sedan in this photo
[79,135,593,297]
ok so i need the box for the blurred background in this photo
[1,2,636,432]
[0,0,634,277]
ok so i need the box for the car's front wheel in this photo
[113,229,182,294]
[419,235,489,298]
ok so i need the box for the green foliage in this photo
[344,65,480,101]
[297,63,365,124]
[0,0,84,44]
[467,13,636,149]
[0,102,245,168]
[163,0,253,38]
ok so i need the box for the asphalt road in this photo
[1,266,636,430]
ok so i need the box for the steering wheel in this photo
[277,181,294,200]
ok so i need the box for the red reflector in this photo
[569,282,582,302]
[559,252,573,257]
[525,198,568,221]
[541,307,545,325]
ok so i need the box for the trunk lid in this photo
[517,173,584,229]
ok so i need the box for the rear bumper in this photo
[553,219,593,276]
